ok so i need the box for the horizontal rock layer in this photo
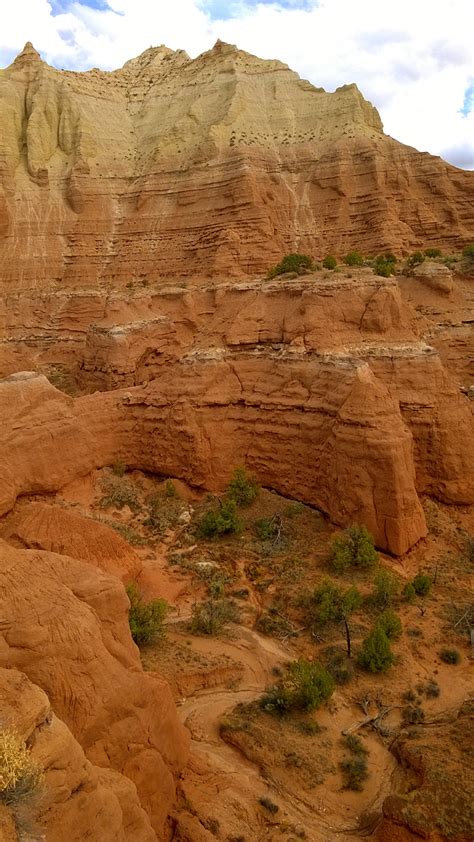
[0,41,473,288]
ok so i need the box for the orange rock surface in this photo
[0,666,157,841]
[0,541,190,838]
[0,41,473,289]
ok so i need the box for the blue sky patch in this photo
[460,81,474,117]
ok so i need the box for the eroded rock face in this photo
[0,41,473,289]
[0,666,156,841]
[0,543,190,838]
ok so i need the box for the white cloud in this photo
[0,0,473,169]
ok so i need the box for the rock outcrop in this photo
[0,666,156,841]
[0,41,473,288]
[0,542,190,838]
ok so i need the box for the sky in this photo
[1,0,473,169]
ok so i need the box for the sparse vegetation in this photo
[190,598,239,635]
[462,243,474,260]
[339,756,369,791]
[439,648,461,665]
[261,659,334,714]
[111,460,126,477]
[376,609,402,640]
[424,248,442,258]
[330,524,378,572]
[322,646,354,685]
[267,253,315,279]
[343,251,364,266]
[407,251,425,268]
[100,476,141,512]
[373,253,397,277]
[198,499,242,538]
[357,625,394,672]
[165,479,177,498]
[412,573,433,597]
[0,729,43,807]
[306,579,362,657]
[370,569,399,609]
[322,254,337,270]
[126,583,167,645]
[226,467,259,507]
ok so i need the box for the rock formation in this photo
[0,41,473,287]
[0,541,190,839]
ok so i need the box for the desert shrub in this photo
[190,598,239,635]
[339,756,368,791]
[323,647,354,685]
[256,611,292,638]
[462,243,474,259]
[258,796,279,814]
[412,573,432,597]
[402,705,425,725]
[226,467,259,507]
[344,734,368,756]
[439,648,461,665]
[100,477,141,512]
[267,253,314,279]
[330,524,378,572]
[343,251,364,266]
[111,460,126,477]
[285,501,305,517]
[254,516,280,542]
[424,248,442,258]
[402,582,417,603]
[371,569,398,609]
[308,581,362,625]
[425,679,441,698]
[376,609,402,640]
[407,251,425,268]
[0,729,43,806]
[126,583,167,645]
[165,479,177,498]
[322,254,337,270]
[198,499,242,538]
[357,626,394,672]
[261,659,334,714]
[374,253,397,277]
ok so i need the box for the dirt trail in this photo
[171,622,396,840]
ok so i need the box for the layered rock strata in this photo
[0,41,473,288]
[0,540,190,838]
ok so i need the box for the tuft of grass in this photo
[0,730,43,807]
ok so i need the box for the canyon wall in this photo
[0,41,473,289]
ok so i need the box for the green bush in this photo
[339,756,368,791]
[373,253,397,277]
[344,733,368,756]
[412,573,432,597]
[439,648,461,665]
[424,248,442,258]
[111,460,126,477]
[190,598,239,635]
[407,251,425,268]
[371,569,398,609]
[402,582,417,603]
[198,499,242,538]
[322,254,337,270]
[126,584,167,645]
[462,243,474,259]
[376,609,402,640]
[254,516,280,542]
[343,251,364,266]
[330,524,378,572]
[358,626,394,672]
[308,580,362,625]
[165,479,177,498]
[261,659,334,714]
[267,253,315,279]
[226,467,259,507]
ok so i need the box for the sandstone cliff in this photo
[0,41,472,288]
